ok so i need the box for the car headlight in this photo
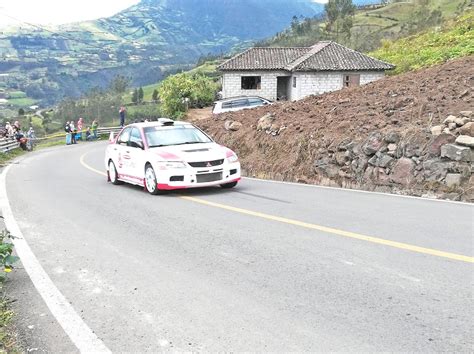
[227,154,239,163]
[156,161,187,170]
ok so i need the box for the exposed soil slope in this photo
[198,56,474,200]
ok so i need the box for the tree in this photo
[131,89,139,105]
[109,75,130,95]
[152,89,159,103]
[138,87,144,103]
[18,108,25,116]
[324,0,356,41]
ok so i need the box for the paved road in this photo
[3,142,474,352]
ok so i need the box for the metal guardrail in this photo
[0,126,123,153]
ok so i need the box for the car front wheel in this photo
[145,165,162,195]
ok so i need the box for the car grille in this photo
[188,159,224,168]
[196,172,223,183]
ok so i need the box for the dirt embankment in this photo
[198,56,474,201]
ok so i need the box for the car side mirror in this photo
[130,141,144,149]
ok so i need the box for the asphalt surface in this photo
[3,142,474,352]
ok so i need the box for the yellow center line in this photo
[80,152,474,264]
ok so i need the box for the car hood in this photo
[151,143,231,162]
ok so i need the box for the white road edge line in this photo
[0,164,111,353]
[243,177,473,206]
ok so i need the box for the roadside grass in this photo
[0,298,18,353]
[0,149,25,167]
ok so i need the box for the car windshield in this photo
[145,126,212,148]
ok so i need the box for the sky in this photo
[0,0,140,28]
[0,0,330,29]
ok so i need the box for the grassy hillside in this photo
[371,11,474,74]
[258,0,471,52]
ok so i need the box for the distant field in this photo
[7,97,37,107]
[7,91,27,99]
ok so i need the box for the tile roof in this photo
[218,47,311,71]
[218,41,394,72]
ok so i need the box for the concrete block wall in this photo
[222,70,386,102]
[290,71,386,100]
[222,71,289,101]
[360,71,385,85]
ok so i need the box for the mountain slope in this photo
[0,0,324,110]
[257,0,470,52]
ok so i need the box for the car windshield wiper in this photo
[148,144,169,148]
[173,141,203,146]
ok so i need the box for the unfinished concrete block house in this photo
[218,41,394,101]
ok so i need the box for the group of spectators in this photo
[0,120,36,151]
[2,120,36,141]
[64,118,99,145]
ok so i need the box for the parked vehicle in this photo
[104,119,241,195]
[212,96,272,114]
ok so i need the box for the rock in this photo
[427,133,456,156]
[443,128,451,134]
[257,113,275,131]
[459,110,473,118]
[423,159,451,181]
[368,155,378,166]
[403,132,430,158]
[461,117,471,126]
[390,158,415,185]
[351,157,368,175]
[379,155,394,168]
[314,159,339,178]
[384,131,401,143]
[443,115,457,124]
[229,121,242,131]
[337,138,354,151]
[448,122,457,130]
[335,152,347,166]
[459,122,474,136]
[440,144,471,162]
[388,143,397,152]
[224,120,234,130]
[362,131,384,156]
[454,117,465,126]
[430,125,443,136]
[445,173,462,188]
[455,135,474,148]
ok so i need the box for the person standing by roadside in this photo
[91,119,99,139]
[119,106,126,127]
[64,121,72,145]
[70,120,77,144]
[77,117,84,140]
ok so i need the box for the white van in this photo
[213,96,272,114]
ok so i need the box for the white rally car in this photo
[104,119,241,195]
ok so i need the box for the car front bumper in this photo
[155,162,241,190]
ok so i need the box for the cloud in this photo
[0,0,139,27]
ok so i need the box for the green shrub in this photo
[0,230,18,284]
[158,73,218,119]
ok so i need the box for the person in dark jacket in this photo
[119,106,126,127]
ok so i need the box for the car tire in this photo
[108,160,122,185]
[144,164,163,195]
[220,181,238,189]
